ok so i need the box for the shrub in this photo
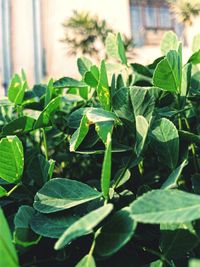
[1,31,200,267]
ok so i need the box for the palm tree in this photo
[168,0,200,25]
[62,11,132,59]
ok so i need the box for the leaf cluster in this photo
[2,31,200,267]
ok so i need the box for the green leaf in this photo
[161,159,188,189]
[95,121,113,145]
[75,254,96,267]
[44,79,54,107]
[113,168,131,189]
[150,118,179,170]
[34,96,61,129]
[0,208,19,267]
[131,63,152,78]
[86,108,117,123]
[27,154,52,187]
[117,33,127,65]
[101,133,112,198]
[77,57,93,76]
[189,259,200,267]
[0,185,7,197]
[30,213,79,238]
[160,223,199,259]
[130,86,155,122]
[70,115,89,152]
[8,74,26,105]
[130,189,200,224]
[84,65,99,88]
[112,87,134,121]
[95,208,137,256]
[180,63,192,97]
[160,31,179,55]
[14,206,40,247]
[135,115,149,156]
[97,60,110,111]
[54,204,113,250]
[0,136,24,183]
[53,77,87,88]
[106,33,119,60]
[188,50,200,65]
[153,50,182,93]
[1,116,36,136]
[33,178,101,213]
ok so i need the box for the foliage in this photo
[62,11,132,59]
[168,0,200,25]
[2,31,200,266]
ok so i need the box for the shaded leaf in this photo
[54,204,113,250]
[30,213,79,238]
[95,208,136,256]
[130,189,200,224]
[34,178,101,213]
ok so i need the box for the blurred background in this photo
[1,0,200,95]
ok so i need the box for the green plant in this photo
[62,11,132,59]
[2,31,200,267]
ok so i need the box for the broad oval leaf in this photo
[8,74,26,105]
[33,178,101,213]
[0,136,24,183]
[1,116,35,136]
[77,57,92,76]
[30,212,79,238]
[53,77,87,88]
[153,50,181,93]
[130,189,200,224]
[95,208,137,256]
[160,31,179,55]
[14,205,40,247]
[54,204,113,250]
[150,118,179,170]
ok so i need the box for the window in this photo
[145,6,157,28]
[130,0,183,46]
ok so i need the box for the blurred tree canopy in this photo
[62,11,133,59]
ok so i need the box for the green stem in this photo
[88,238,96,257]
[178,114,182,130]
[7,183,21,196]
[184,116,199,172]
[42,128,48,160]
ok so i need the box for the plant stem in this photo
[184,116,199,172]
[88,238,96,257]
[42,128,48,160]
[7,183,21,196]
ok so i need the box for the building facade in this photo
[0,0,199,95]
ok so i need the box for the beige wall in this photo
[11,0,35,85]
[41,0,131,81]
